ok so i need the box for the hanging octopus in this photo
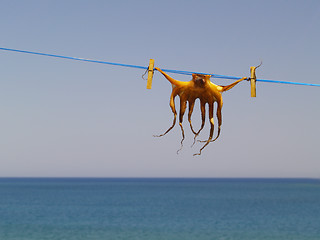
[154,67,247,156]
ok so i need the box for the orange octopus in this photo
[155,67,247,155]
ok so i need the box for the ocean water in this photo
[0,178,320,240]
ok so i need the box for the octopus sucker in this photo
[155,67,247,155]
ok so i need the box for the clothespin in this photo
[249,62,262,97]
[250,66,257,97]
[146,59,155,89]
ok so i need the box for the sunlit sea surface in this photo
[0,178,320,240]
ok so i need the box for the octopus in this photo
[154,67,248,156]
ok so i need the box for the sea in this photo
[0,178,319,240]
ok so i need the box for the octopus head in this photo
[192,74,211,88]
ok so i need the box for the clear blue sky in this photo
[0,0,319,178]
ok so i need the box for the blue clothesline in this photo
[1,47,319,87]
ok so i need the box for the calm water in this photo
[0,178,320,240]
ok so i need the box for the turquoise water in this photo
[0,178,320,240]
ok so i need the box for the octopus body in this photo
[155,67,247,155]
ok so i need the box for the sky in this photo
[0,0,319,178]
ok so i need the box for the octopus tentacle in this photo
[155,67,188,88]
[211,100,222,142]
[194,102,214,156]
[204,100,223,143]
[191,101,206,147]
[216,77,248,92]
[154,89,178,137]
[177,97,187,154]
[188,98,197,135]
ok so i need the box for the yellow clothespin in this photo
[250,66,257,97]
[146,59,155,89]
[249,62,262,97]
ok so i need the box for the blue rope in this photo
[255,79,320,87]
[1,47,319,87]
[160,68,240,80]
[0,47,148,70]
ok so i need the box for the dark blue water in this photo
[0,178,320,240]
